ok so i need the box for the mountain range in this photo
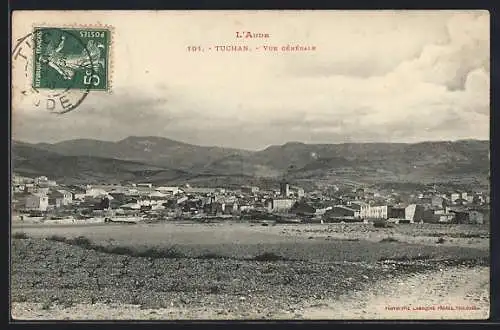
[11,137,490,190]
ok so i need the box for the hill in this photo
[11,138,490,188]
[33,136,254,172]
[12,141,192,185]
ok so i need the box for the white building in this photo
[86,188,108,198]
[404,204,425,223]
[450,192,461,203]
[34,176,48,184]
[149,191,168,200]
[269,198,295,212]
[360,205,389,219]
[156,186,182,195]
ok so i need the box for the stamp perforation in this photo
[30,22,114,93]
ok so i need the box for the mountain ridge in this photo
[12,137,490,188]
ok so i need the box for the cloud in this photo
[11,11,490,150]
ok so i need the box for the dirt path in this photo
[11,266,489,320]
[300,266,490,320]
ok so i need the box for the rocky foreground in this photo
[10,234,490,320]
[12,266,489,320]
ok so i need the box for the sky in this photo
[11,10,490,150]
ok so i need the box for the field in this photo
[10,222,490,320]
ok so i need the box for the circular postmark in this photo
[12,28,94,114]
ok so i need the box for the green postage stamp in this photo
[33,27,110,91]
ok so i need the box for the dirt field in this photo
[10,222,490,320]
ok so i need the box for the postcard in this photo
[10,10,490,320]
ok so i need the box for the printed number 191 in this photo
[187,46,202,52]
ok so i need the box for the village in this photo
[11,173,490,226]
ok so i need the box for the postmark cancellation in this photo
[12,24,113,114]
[33,26,111,91]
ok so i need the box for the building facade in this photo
[360,205,389,219]
[25,194,49,211]
[270,198,295,212]
[280,182,290,198]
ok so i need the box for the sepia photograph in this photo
[10,10,490,320]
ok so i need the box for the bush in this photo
[157,248,184,259]
[67,236,93,248]
[12,232,29,239]
[138,247,184,259]
[198,252,225,260]
[436,237,446,244]
[104,245,135,256]
[46,235,67,243]
[253,252,288,262]
[208,285,223,294]
[380,236,399,243]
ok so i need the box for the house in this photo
[24,183,36,193]
[449,208,470,223]
[364,191,375,199]
[438,213,456,223]
[418,197,432,206]
[404,204,425,223]
[431,196,445,208]
[25,193,49,211]
[241,186,260,195]
[291,201,316,216]
[148,191,168,200]
[120,202,141,210]
[360,204,389,219]
[468,210,484,224]
[176,196,188,205]
[137,183,153,188]
[314,206,333,216]
[280,182,290,197]
[48,189,73,207]
[422,209,438,223]
[215,188,226,194]
[109,192,127,201]
[97,197,111,210]
[183,187,217,195]
[70,187,87,200]
[388,207,406,219]
[156,186,182,195]
[289,186,305,198]
[13,184,25,193]
[323,206,360,222]
[205,201,224,215]
[182,198,203,212]
[34,176,48,185]
[269,198,295,212]
[422,191,434,199]
[348,201,366,212]
[450,192,461,203]
[224,201,239,215]
[86,187,108,198]
[35,187,50,195]
[12,174,33,185]
[239,204,254,212]
[454,198,468,206]
[355,188,365,200]
[37,179,57,188]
